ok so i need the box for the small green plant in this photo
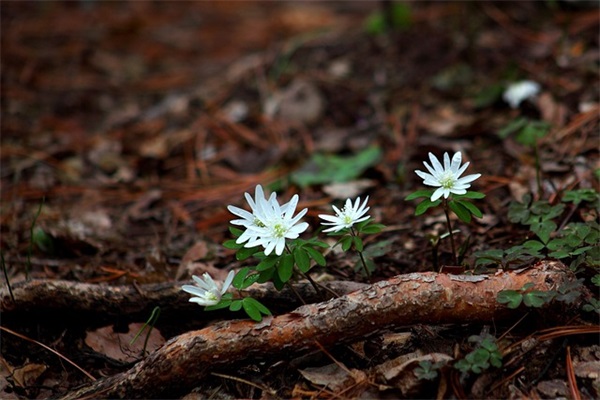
[497,282,551,309]
[320,197,385,278]
[414,360,446,381]
[130,306,161,356]
[406,152,484,266]
[455,335,503,374]
[476,189,599,271]
[183,185,383,321]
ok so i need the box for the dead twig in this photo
[59,260,577,399]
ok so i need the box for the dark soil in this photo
[1,1,598,399]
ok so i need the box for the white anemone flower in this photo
[319,196,370,233]
[181,270,235,306]
[415,152,481,202]
[227,184,295,245]
[227,185,274,245]
[503,80,541,108]
[245,193,308,256]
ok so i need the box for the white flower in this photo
[503,80,541,108]
[415,152,481,201]
[181,270,235,306]
[319,196,370,233]
[245,193,308,256]
[227,185,275,245]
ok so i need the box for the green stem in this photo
[351,227,371,278]
[443,199,458,265]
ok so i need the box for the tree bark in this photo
[59,260,576,399]
[1,278,365,318]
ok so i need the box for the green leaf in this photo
[341,236,353,252]
[448,200,472,223]
[507,194,532,224]
[290,146,382,187]
[353,236,364,252]
[223,239,242,250]
[522,240,545,252]
[530,220,557,244]
[497,290,523,309]
[236,246,260,261]
[405,189,435,201]
[242,297,262,321]
[562,189,599,205]
[359,222,385,234]
[516,120,550,147]
[232,267,250,289]
[245,297,271,317]
[277,254,294,283]
[228,226,244,237]
[523,291,549,308]
[304,246,326,266]
[229,300,243,312]
[256,255,279,272]
[456,200,483,218]
[293,248,311,273]
[497,117,528,139]
[415,198,442,216]
[456,191,486,200]
[592,274,600,287]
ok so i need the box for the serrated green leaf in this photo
[530,220,556,244]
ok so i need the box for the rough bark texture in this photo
[1,278,366,318]
[59,260,576,399]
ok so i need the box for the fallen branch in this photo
[60,260,577,399]
[0,279,365,318]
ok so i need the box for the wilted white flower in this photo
[182,270,235,306]
[415,152,481,201]
[245,193,308,256]
[503,80,541,108]
[319,196,370,233]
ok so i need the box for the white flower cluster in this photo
[228,185,309,256]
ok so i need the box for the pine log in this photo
[59,260,576,399]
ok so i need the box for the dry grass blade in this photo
[565,346,581,400]
[0,326,96,382]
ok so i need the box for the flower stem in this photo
[351,227,371,279]
[442,199,458,265]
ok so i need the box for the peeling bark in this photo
[58,260,577,399]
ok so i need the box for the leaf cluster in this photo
[454,335,502,374]
[405,190,485,223]
[497,117,551,147]
[497,279,585,310]
[414,360,447,381]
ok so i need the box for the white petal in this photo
[221,270,235,294]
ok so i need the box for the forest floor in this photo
[1,1,599,399]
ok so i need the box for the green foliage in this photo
[32,226,55,254]
[364,2,412,35]
[291,146,381,187]
[405,190,485,223]
[414,360,446,381]
[455,335,502,374]
[497,117,551,147]
[582,298,600,314]
[472,83,505,108]
[497,282,551,309]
